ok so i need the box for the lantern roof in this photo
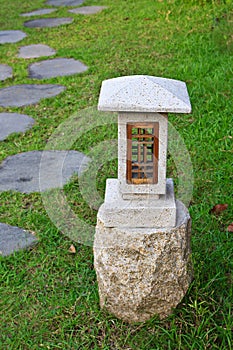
[98,75,191,113]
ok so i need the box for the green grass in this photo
[0,0,233,348]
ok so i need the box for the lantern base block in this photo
[94,200,192,323]
[97,178,176,228]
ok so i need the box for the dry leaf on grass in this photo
[227,223,233,232]
[68,244,76,254]
[210,204,228,214]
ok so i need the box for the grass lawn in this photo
[0,0,233,349]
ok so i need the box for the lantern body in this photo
[95,75,192,322]
[97,111,176,229]
[98,74,191,201]
[118,112,168,199]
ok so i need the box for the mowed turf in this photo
[0,0,232,349]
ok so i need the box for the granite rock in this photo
[97,179,176,228]
[98,75,192,113]
[94,200,192,322]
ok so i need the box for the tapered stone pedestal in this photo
[94,200,192,323]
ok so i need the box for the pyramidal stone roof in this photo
[98,75,191,113]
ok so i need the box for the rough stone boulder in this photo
[94,200,192,323]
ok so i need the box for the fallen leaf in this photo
[69,244,76,254]
[210,204,228,214]
[227,223,233,232]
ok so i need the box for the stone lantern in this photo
[94,75,193,323]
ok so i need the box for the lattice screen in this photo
[127,122,159,184]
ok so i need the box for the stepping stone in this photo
[0,64,12,81]
[0,30,26,44]
[69,6,107,15]
[0,84,65,107]
[0,150,90,193]
[24,17,73,28]
[29,58,88,79]
[20,8,57,17]
[0,113,35,141]
[0,223,37,257]
[46,0,84,6]
[18,44,56,59]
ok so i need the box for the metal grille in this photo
[127,122,159,184]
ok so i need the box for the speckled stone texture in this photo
[98,75,192,113]
[94,200,192,323]
[97,179,176,228]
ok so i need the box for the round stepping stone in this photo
[24,17,73,28]
[0,64,12,81]
[0,150,90,193]
[20,8,57,17]
[69,6,107,15]
[46,0,84,6]
[18,44,56,59]
[29,58,88,79]
[0,113,35,141]
[0,84,65,107]
[0,30,26,44]
[0,223,38,257]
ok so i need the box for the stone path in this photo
[29,58,88,79]
[69,6,107,15]
[0,84,65,107]
[20,9,57,17]
[0,151,90,193]
[0,113,34,141]
[46,0,84,6]
[0,64,13,81]
[18,44,56,59]
[0,30,26,44]
[0,223,37,256]
[24,17,73,28]
[0,0,107,255]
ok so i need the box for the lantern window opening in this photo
[127,122,159,185]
